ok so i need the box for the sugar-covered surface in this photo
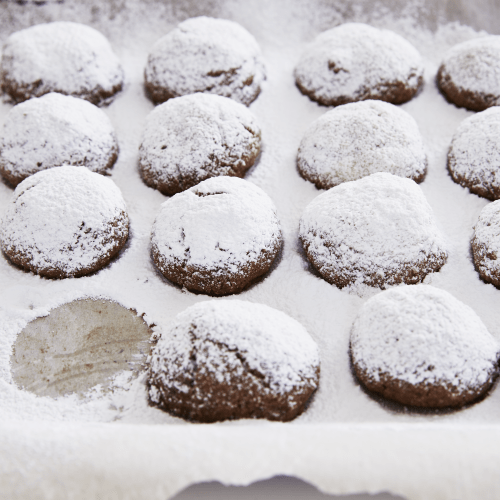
[0,92,118,185]
[1,1,500,499]
[351,285,499,391]
[297,100,427,188]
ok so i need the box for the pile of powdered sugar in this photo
[350,285,500,391]
[297,100,427,188]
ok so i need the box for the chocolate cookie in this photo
[144,16,266,106]
[0,93,119,187]
[448,107,500,200]
[297,100,427,189]
[294,23,424,107]
[437,36,500,111]
[1,22,124,106]
[139,93,261,196]
[150,177,282,296]
[299,173,448,289]
[148,300,320,422]
[350,285,499,409]
[472,201,500,287]
[1,166,129,278]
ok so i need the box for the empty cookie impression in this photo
[350,285,500,409]
[144,16,266,106]
[299,173,448,289]
[0,22,124,106]
[1,166,129,278]
[0,93,119,187]
[150,177,282,296]
[437,36,500,111]
[148,300,320,422]
[297,100,427,189]
[294,23,424,106]
[139,93,261,196]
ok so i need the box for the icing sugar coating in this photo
[0,93,119,187]
[299,172,448,289]
[144,16,266,106]
[150,176,282,296]
[350,285,499,408]
[437,36,500,111]
[472,200,500,287]
[448,107,500,200]
[297,100,427,189]
[294,23,424,106]
[139,93,261,196]
[148,300,320,422]
[0,22,124,106]
[1,166,129,278]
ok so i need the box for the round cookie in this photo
[350,285,499,408]
[294,23,424,107]
[144,16,265,106]
[1,165,129,278]
[1,22,124,106]
[0,93,119,187]
[297,100,427,189]
[139,93,261,196]
[448,107,500,200]
[299,172,448,289]
[148,300,320,422]
[472,201,500,287]
[150,176,282,296]
[437,36,500,111]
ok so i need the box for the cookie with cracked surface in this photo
[437,36,500,111]
[150,176,282,296]
[294,23,424,107]
[148,300,320,422]
[472,201,500,288]
[1,165,129,278]
[448,107,500,200]
[299,172,448,289]
[144,16,265,106]
[1,22,124,106]
[139,93,261,196]
[350,285,499,408]
[297,100,427,189]
[0,93,119,187]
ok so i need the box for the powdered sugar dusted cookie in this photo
[144,17,265,106]
[139,93,261,196]
[1,166,129,278]
[148,300,320,422]
[350,285,499,408]
[1,22,124,106]
[437,36,500,111]
[297,100,427,189]
[294,23,424,107]
[448,107,500,200]
[299,173,447,289]
[472,201,500,287]
[0,93,118,187]
[150,177,282,295]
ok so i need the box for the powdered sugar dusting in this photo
[0,21,124,104]
[0,165,128,276]
[144,16,266,106]
[299,172,448,287]
[294,22,424,105]
[150,300,320,397]
[151,176,281,270]
[297,100,427,188]
[438,36,500,99]
[472,201,500,279]
[0,93,118,185]
[139,93,261,193]
[350,285,499,390]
